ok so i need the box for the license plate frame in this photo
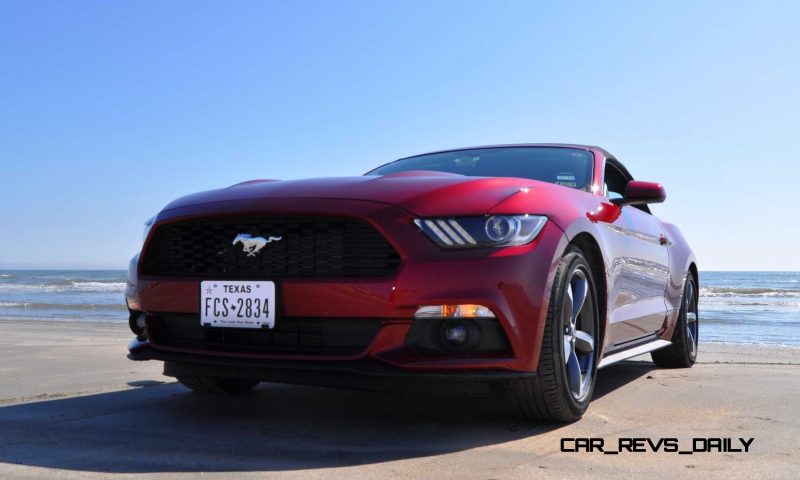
[200,280,276,330]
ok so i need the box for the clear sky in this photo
[1,0,798,270]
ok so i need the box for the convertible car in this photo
[126,144,698,422]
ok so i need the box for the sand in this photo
[0,319,798,479]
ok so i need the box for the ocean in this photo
[699,271,800,346]
[0,270,128,322]
[0,270,798,347]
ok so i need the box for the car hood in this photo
[162,171,561,217]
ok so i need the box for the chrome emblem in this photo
[232,233,282,257]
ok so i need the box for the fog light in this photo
[444,323,469,345]
[415,304,496,319]
[438,319,483,351]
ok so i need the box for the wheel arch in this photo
[688,262,699,289]
[662,221,698,318]
[568,232,608,356]
[688,262,699,319]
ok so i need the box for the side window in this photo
[605,183,624,201]
[604,161,652,214]
[604,163,627,201]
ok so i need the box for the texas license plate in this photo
[200,281,276,329]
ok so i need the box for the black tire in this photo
[176,376,260,394]
[507,246,600,422]
[651,273,698,368]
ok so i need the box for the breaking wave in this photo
[0,281,126,293]
[700,286,800,298]
[0,301,126,311]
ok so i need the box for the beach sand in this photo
[0,319,797,479]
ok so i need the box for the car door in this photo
[603,160,670,348]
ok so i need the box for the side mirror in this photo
[611,180,666,206]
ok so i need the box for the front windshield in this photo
[368,147,594,190]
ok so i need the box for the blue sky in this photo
[1,0,798,270]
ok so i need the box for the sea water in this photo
[699,271,800,346]
[0,270,127,322]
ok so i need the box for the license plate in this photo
[200,281,276,329]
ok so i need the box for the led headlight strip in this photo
[419,219,477,246]
[414,215,547,249]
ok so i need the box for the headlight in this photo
[414,215,547,249]
[142,216,156,245]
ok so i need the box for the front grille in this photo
[148,313,383,356]
[142,215,401,278]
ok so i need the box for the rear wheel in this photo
[176,376,260,394]
[507,246,599,422]
[651,274,698,368]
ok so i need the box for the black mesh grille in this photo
[148,314,383,356]
[142,215,401,278]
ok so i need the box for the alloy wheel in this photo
[562,267,596,401]
[685,279,699,358]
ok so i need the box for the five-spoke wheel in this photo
[507,245,599,422]
[562,267,596,401]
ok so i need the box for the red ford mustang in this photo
[126,144,698,422]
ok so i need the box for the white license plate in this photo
[200,281,276,329]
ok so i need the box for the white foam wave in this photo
[0,302,28,307]
[0,301,126,310]
[68,281,127,292]
[0,281,126,293]
[700,286,800,298]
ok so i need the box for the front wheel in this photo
[651,273,698,368]
[176,376,260,394]
[507,246,600,422]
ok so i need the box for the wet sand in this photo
[0,319,798,479]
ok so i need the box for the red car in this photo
[126,144,698,422]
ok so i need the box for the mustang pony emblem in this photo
[232,233,282,256]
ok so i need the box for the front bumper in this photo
[128,338,536,394]
[129,198,568,374]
